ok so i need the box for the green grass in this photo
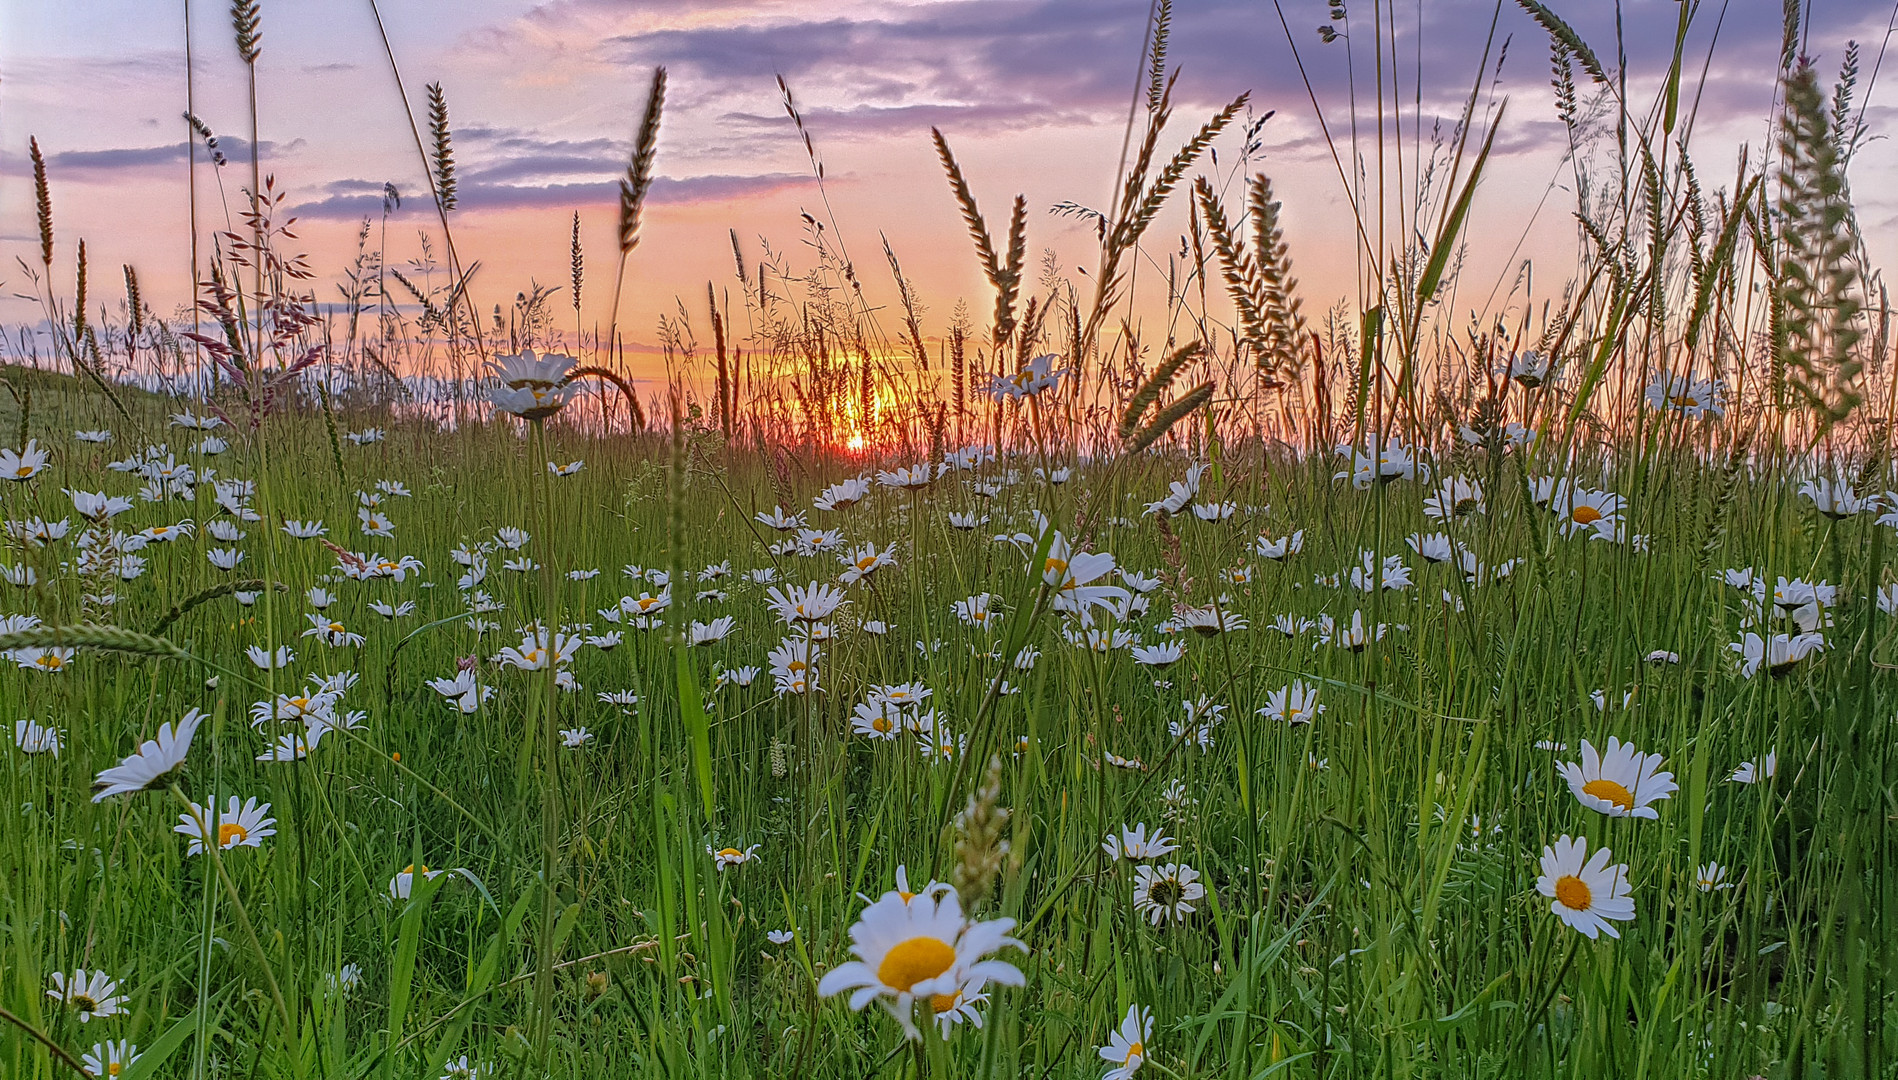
[0,375,1891,1079]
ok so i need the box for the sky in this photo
[4,0,1898,381]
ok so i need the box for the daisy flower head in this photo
[389,863,447,901]
[708,844,761,870]
[689,616,738,646]
[1729,751,1777,784]
[1695,862,1736,892]
[175,795,277,854]
[1535,835,1636,939]
[47,970,125,1023]
[1099,1004,1153,1080]
[485,349,579,420]
[92,709,204,801]
[1254,530,1305,560]
[1101,823,1178,862]
[838,541,898,584]
[989,352,1064,399]
[2,439,50,480]
[1130,640,1185,668]
[765,581,849,625]
[814,476,873,511]
[1131,863,1205,925]
[816,879,1026,1039]
[1557,737,1677,819]
[1259,680,1323,725]
[15,719,63,756]
[81,1039,139,1078]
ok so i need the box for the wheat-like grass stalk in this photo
[30,137,52,268]
[1248,175,1308,386]
[1514,0,1607,83]
[230,0,261,63]
[123,263,144,341]
[147,579,284,636]
[950,755,1009,912]
[1126,379,1215,453]
[1119,340,1199,439]
[606,66,666,353]
[1777,59,1864,429]
[427,82,457,213]
[0,624,193,662]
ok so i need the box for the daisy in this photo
[1120,569,1163,593]
[1131,863,1205,925]
[953,593,1003,629]
[246,645,296,670]
[1507,349,1552,387]
[816,879,1025,1039]
[1644,373,1724,418]
[1043,532,1129,617]
[67,490,134,522]
[1730,631,1824,678]
[370,600,416,619]
[14,646,73,672]
[1557,738,1677,819]
[439,1056,493,1079]
[1178,606,1246,635]
[756,506,805,531]
[14,719,62,756]
[548,460,585,477]
[1259,680,1323,725]
[813,477,873,511]
[1101,824,1178,861]
[689,617,737,645]
[1695,862,1735,892]
[838,542,898,584]
[486,349,579,419]
[708,844,761,870]
[1729,752,1777,784]
[1406,532,1456,563]
[1130,640,1184,668]
[175,795,277,854]
[345,427,385,445]
[1254,530,1305,560]
[796,527,846,555]
[303,613,365,648]
[92,709,203,800]
[765,581,849,624]
[1798,478,1867,518]
[1535,835,1636,939]
[430,671,486,713]
[47,970,125,1023]
[989,352,1064,399]
[947,511,988,530]
[1334,434,1428,489]
[81,1039,139,1078]
[1,439,50,480]
[1099,1004,1153,1080]
[207,547,246,570]
[257,732,317,762]
[75,429,113,443]
[878,464,938,490]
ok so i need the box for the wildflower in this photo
[486,349,579,420]
[816,880,1025,1040]
[756,506,805,531]
[689,616,737,645]
[388,863,446,900]
[1043,532,1128,617]
[207,547,246,570]
[81,1039,139,1078]
[439,1055,493,1079]
[1099,1004,1153,1080]
[548,460,585,477]
[989,352,1064,399]
[1131,863,1205,925]
[1798,478,1867,518]
[1334,435,1427,488]
[67,489,135,522]
[1130,640,1184,668]
[1644,373,1724,418]
[14,719,62,756]
[1507,349,1551,388]
[75,429,113,443]
[1178,605,1246,635]
[953,593,1003,629]
[947,511,988,530]
[1259,680,1323,725]
[708,844,761,870]
[429,671,487,713]
[1557,738,1677,819]
[1102,824,1178,862]
[303,613,365,648]
[1730,631,1824,678]
[175,796,277,854]
[1696,862,1735,892]
[92,709,203,800]
[1254,530,1304,560]
[814,477,872,511]
[1535,835,1635,939]
[47,970,125,1023]
[14,646,74,672]
[1729,752,1777,784]
[878,464,938,490]
[1,439,50,480]
[766,581,849,624]
[839,542,898,584]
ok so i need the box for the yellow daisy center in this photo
[1571,505,1603,525]
[930,989,963,1013]
[872,716,892,733]
[717,848,742,859]
[107,1063,124,1077]
[877,936,956,993]
[1554,874,1592,911]
[38,656,63,670]
[1125,1041,1145,1063]
[218,822,249,847]
[15,465,32,477]
[1669,393,1699,408]
[1581,778,1635,812]
[857,557,876,570]
[73,994,97,1012]
[1044,557,1068,578]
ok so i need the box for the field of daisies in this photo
[0,352,1892,1080]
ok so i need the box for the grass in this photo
[3,0,1896,1076]
[0,375,1890,1078]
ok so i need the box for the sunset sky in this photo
[5,1,1898,381]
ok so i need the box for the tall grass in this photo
[0,1,1893,1078]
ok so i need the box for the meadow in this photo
[3,1,1897,1078]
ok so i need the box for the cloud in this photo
[289,170,813,218]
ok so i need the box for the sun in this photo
[847,433,866,450]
